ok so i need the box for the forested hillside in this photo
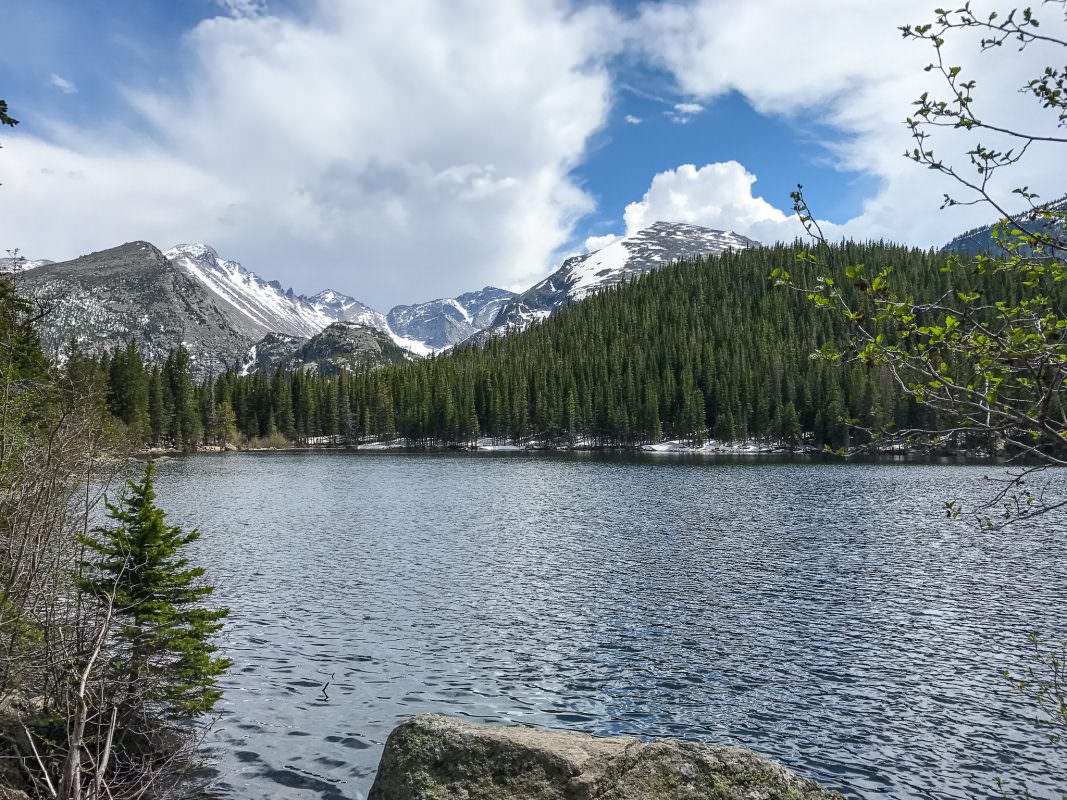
[80,239,1049,451]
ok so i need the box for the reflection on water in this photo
[150,452,1067,800]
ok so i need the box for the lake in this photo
[150,452,1067,800]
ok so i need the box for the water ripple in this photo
[152,452,1067,800]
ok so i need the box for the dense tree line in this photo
[85,240,1059,451]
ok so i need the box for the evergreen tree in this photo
[79,463,230,718]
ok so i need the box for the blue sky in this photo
[576,83,879,237]
[1,0,1062,306]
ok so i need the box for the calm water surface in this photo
[150,452,1067,800]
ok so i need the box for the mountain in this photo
[18,242,252,374]
[166,246,449,354]
[481,222,757,337]
[0,256,53,274]
[282,321,416,374]
[942,195,1067,255]
[12,237,505,369]
[10,224,755,371]
[186,240,996,449]
[165,244,331,339]
[386,287,515,350]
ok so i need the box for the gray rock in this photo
[368,715,844,800]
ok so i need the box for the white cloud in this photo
[49,73,77,94]
[2,0,617,307]
[665,100,703,124]
[622,161,817,243]
[585,232,622,251]
[624,114,642,125]
[633,0,1067,246]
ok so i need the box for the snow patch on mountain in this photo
[166,245,438,355]
[386,287,516,351]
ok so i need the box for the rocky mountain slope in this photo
[18,242,252,374]
[482,222,757,337]
[942,195,1067,255]
[240,332,308,375]
[304,289,388,329]
[387,287,515,350]
[282,322,415,374]
[166,245,455,355]
[165,243,332,339]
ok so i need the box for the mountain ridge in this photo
[18,241,252,374]
[9,221,759,371]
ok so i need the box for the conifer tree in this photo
[79,462,230,719]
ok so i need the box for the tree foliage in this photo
[80,462,230,720]
[778,1,1067,527]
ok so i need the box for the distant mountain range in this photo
[10,221,759,375]
[388,287,515,350]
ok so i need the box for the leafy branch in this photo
[774,2,1067,529]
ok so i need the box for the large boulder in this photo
[368,715,844,800]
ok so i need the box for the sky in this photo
[1,0,1065,308]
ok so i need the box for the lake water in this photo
[150,452,1067,800]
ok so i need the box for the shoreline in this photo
[134,437,1004,462]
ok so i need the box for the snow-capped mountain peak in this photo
[304,288,387,329]
[165,244,441,356]
[567,222,755,300]
[165,243,332,340]
[482,221,757,337]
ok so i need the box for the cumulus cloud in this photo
[633,0,1067,246]
[624,114,642,125]
[621,161,820,244]
[49,73,77,94]
[2,0,617,307]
